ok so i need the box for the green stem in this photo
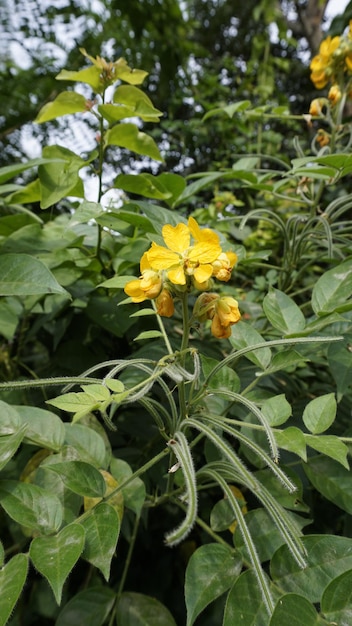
[152,300,173,354]
[0,376,104,391]
[177,293,190,424]
[117,515,141,600]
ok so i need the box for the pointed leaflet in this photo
[0,480,63,534]
[116,592,177,626]
[311,258,352,315]
[15,405,65,451]
[35,91,87,123]
[0,254,68,296]
[304,456,352,512]
[0,400,22,434]
[223,570,268,626]
[80,502,120,580]
[269,594,319,626]
[0,424,27,470]
[0,554,29,626]
[42,460,106,497]
[30,524,85,604]
[105,123,163,161]
[271,535,352,602]
[185,544,242,626]
[55,587,116,626]
[38,145,86,209]
[302,393,337,434]
[229,321,272,369]
[263,289,305,335]
[321,569,352,625]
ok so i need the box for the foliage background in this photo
[1,1,352,625]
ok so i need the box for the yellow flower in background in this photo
[309,98,324,116]
[328,84,342,106]
[146,219,222,287]
[310,36,340,89]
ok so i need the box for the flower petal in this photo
[167,266,186,285]
[124,280,147,302]
[188,242,221,263]
[194,264,213,283]
[147,243,180,269]
[188,216,220,245]
[162,223,190,253]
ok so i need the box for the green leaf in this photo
[0,253,68,296]
[55,587,116,626]
[258,350,307,375]
[35,91,87,123]
[156,173,186,206]
[201,355,240,394]
[30,524,85,604]
[80,502,120,580]
[68,200,103,226]
[134,330,164,341]
[0,425,27,470]
[321,569,352,625]
[327,336,352,400]
[261,394,292,427]
[263,289,305,335]
[274,428,307,461]
[210,499,237,532]
[302,393,337,434]
[311,259,352,315]
[42,460,106,497]
[116,592,177,626]
[0,554,29,626]
[114,173,171,199]
[110,458,146,516]
[185,543,242,626]
[47,391,99,416]
[229,321,272,370]
[269,594,319,625]
[56,66,102,91]
[0,158,63,184]
[202,100,251,121]
[304,456,352,513]
[15,405,65,451]
[271,535,352,602]
[39,145,86,209]
[105,123,163,161]
[0,401,22,434]
[223,570,268,626]
[304,434,349,469]
[0,480,63,533]
[64,423,110,468]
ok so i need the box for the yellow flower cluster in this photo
[124,217,240,339]
[310,22,352,97]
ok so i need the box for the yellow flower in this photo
[214,296,241,328]
[155,289,174,317]
[212,251,238,282]
[328,84,342,105]
[124,252,162,302]
[310,36,340,89]
[194,293,241,339]
[146,219,222,287]
[309,98,324,116]
[316,128,330,147]
[211,315,232,339]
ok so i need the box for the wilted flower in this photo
[155,289,174,317]
[193,293,241,339]
[309,98,325,116]
[316,128,330,147]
